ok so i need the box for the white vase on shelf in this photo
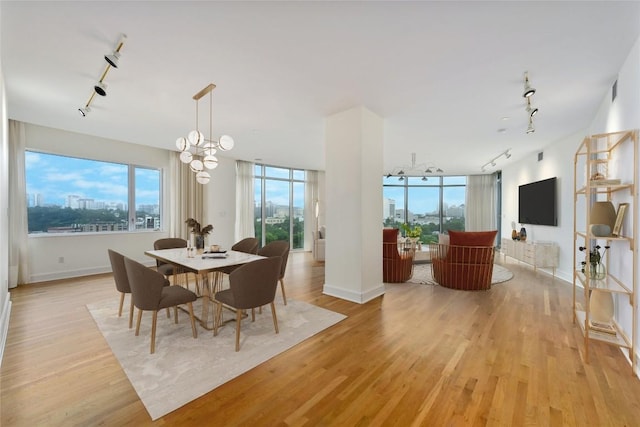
[590,289,614,324]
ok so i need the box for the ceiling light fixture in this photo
[78,33,126,117]
[526,118,535,134]
[523,71,538,133]
[522,71,536,98]
[386,153,444,178]
[481,149,512,172]
[176,83,234,185]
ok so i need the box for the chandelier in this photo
[386,153,444,181]
[176,83,234,184]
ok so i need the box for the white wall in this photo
[25,123,173,282]
[587,35,640,374]
[0,35,11,365]
[503,35,640,375]
[501,129,583,283]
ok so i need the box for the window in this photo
[25,151,161,234]
[383,175,466,243]
[254,164,306,249]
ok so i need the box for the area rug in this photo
[407,263,513,285]
[87,298,346,420]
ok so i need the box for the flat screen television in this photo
[518,177,557,226]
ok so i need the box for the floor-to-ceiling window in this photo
[383,175,466,243]
[254,164,306,249]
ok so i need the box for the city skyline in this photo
[26,151,159,208]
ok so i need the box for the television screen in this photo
[518,177,557,226]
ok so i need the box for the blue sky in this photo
[26,151,160,207]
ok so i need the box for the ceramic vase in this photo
[590,289,614,324]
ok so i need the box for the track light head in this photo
[523,85,536,98]
[78,106,91,117]
[422,176,428,181]
[104,51,121,68]
[436,168,443,173]
[505,151,512,159]
[94,82,107,96]
[398,176,404,181]
[523,72,536,98]
[530,107,538,117]
[386,173,392,178]
[527,121,535,134]
[425,168,433,174]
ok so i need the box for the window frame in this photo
[25,149,163,235]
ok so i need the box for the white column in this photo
[323,106,384,303]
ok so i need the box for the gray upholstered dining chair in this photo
[107,249,135,329]
[153,237,192,288]
[257,240,290,305]
[216,237,260,276]
[213,256,282,351]
[123,256,198,354]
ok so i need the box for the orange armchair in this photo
[383,228,415,283]
[430,230,497,291]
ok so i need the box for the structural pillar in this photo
[322,106,384,303]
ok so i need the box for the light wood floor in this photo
[2,253,640,426]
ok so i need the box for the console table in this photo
[501,238,559,276]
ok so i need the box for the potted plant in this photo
[185,218,213,249]
[401,223,422,250]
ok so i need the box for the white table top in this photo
[144,248,264,274]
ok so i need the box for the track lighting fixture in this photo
[385,153,444,179]
[78,33,126,117]
[523,71,538,133]
[525,97,538,118]
[527,118,535,134]
[481,149,512,172]
[522,71,536,98]
[94,82,107,96]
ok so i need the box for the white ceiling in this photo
[2,1,639,175]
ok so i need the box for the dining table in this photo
[144,248,264,329]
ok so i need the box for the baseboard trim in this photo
[28,260,156,284]
[0,296,12,367]
[322,283,385,304]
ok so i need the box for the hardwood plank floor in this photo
[2,253,640,426]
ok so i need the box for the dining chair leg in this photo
[128,299,134,329]
[251,308,255,322]
[213,302,222,336]
[135,309,143,336]
[118,293,125,317]
[280,279,287,305]
[270,302,279,334]
[166,308,171,318]
[151,310,158,354]
[235,310,242,352]
[174,306,179,324]
[187,302,197,338]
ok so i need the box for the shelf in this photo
[575,310,631,348]
[575,271,632,294]
[575,183,633,194]
[573,129,637,373]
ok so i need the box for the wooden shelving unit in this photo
[573,129,638,374]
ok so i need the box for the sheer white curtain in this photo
[465,174,497,231]
[8,120,29,287]
[305,170,319,251]
[169,151,203,239]
[234,160,255,240]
